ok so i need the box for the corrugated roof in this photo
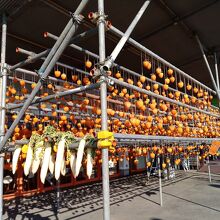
[0,0,29,17]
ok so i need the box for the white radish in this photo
[40,142,52,184]
[31,141,43,174]
[70,151,76,178]
[60,155,66,176]
[12,146,21,174]
[86,148,93,179]
[24,143,33,176]
[49,153,55,174]
[75,138,86,177]
[55,138,65,180]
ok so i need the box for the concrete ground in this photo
[3,171,220,220]
[199,158,220,175]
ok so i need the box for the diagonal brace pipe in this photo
[195,35,220,103]
[102,0,151,71]
[214,52,220,90]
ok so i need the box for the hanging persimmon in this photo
[140,75,146,83]
[48,83,53,89]
[85,60,92,69]
[165,78,170,84]
[158,72,164,78]
[167,68,173,75]
[124,101,131,110]
[193,87,198,93]
[167,147,173,153]
[10,87,17,95]
[31,83,36,89]
[136,99,144,109]
[187,84,192,90]
[151,74,156,81]
[72,75,78,82]
[60,115,67,121]
[127,78,134,84]
[54,70,61,78]
[147,161,151,167]
[115,71,121,79]
[143,60,151,70]
[178,81,184,88]
[63,106,69,112]
[156,67,162,74]
[162,163,166,169]
[170,76,175,83]
[61,73,67,80]
[163,84,169,90]
[153,83,159,90]
[50,111,57,117]
[150,152,155,159]
[77,79,82,85]
[146,85,151,90]
[20,80,25,87]
[21,88,28,94]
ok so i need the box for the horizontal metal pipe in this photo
[110,76,220,118]
[7,82,102,110]
[15,47,92,78]
[10,50,50,71]
[6,139,97,152]
[10,28,97,71]
[114,133,220,142]
[109,26,216,94]
[45,27,98,45]
[16,47,34,56]
[5,132,218,152]
[13,65,219,112]
[45,32,218,111]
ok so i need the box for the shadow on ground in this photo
[209,183,220,189]
[163,191,220,213]
[4,173,185,220]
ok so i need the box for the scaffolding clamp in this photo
[70,13,84,24]
[36,70,47,82]
[92,63,108,79]
[0,106,7,111]
[0,63,9,77]
[88,11,108,25]
[97,130,114,149]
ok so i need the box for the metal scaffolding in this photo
[0,1,220,220]
[0,12,7,219]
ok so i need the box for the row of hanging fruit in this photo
[11,126,216,184]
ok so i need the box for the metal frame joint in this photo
[88,11,108,26]
[70,12,84,24]
[0,63,9,77]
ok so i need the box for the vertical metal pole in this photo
[187,157,190,170]
[214,53,220,90]
[56,179,60,215]
[98,0,110,220]
[0,13,7,220]
[195,35,220,102]
[207,156,212,183]
[158,156,163,207]
[196,154,199,171]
